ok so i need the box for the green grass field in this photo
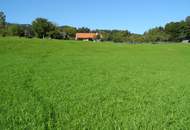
[1,37,190,129]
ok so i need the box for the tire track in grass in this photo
[21,51,59,129]
[22,68,57,130]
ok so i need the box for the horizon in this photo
[1,0,190,34]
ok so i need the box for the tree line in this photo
[0,11,190,43]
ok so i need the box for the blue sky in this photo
[1,0,190,34]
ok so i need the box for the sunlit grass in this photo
[1,37,190,129]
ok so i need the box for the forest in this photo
[0,11,190,43]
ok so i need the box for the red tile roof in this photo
[76,33,97,39]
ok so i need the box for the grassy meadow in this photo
[1,37,190,129]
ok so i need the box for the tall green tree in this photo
[48,28,66,39]
[165,21,190,41]
[60,26,77,39]
[144,27,169,42]
[186,16,190,23]
[178,21,190,40]
[165,22,181,41]
[127,34,145,43]
[0,11,6,28]
[110,30,131,42]
[8,25,23,36]
[185,16,190,39]
[0,11,6,36]
[77,27,90,33]
[23,25,34,38]
[32,18,56,38]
